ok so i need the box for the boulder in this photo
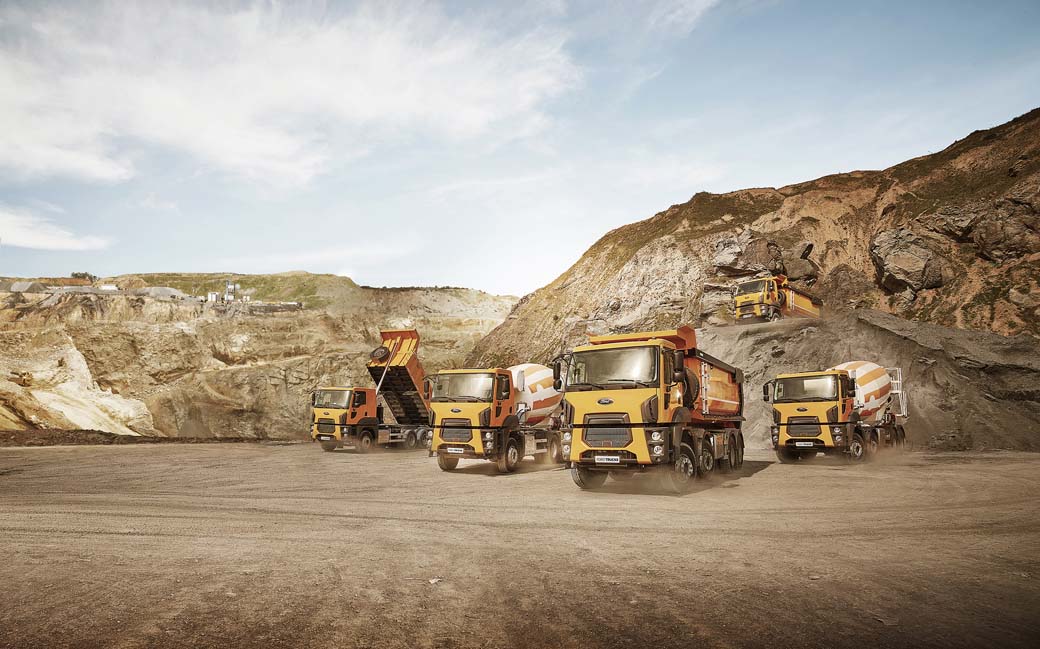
[971,186,1040,263]
[870,229,944,297]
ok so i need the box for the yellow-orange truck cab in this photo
[763,366,908,463]
[310,329,431,453]
[428,368,560,473]
[554,326,745,493]
[733,274,821,322]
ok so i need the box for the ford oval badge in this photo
[796,407,808,412]
[450,408,462,413]
[597,398,613,405]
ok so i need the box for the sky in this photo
[1,0,1039,296]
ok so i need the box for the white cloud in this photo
[0,1,580,187]
[0,205,109,251]
[219,242,419,276]
[136,193,179,213]
[646,0,721,35]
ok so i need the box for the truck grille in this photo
[787,416,822,437]
[317,418,336,434]
[440,418,472,442]
[582,414,631,448]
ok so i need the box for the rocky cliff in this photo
[469,108,1040,368]
[0,274,514,438]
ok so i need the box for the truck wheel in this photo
[866,432,880,458]
[356,430,374,454]
[769,310,781,322]
[547,437,563,464]
[404,431,418,450]
[698,440,716,478]
[775,447,800,464]
[437,454,459,471]
[661,442,697,494]
[720,435,738,472]
[895,425,907,450]
[571,465,607,490]
[320,441,338,452]
[496,437,521,473]
[734,436,745,469]
[846,433,867,463]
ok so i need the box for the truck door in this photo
[350,390,368,423]
[493,373,513,426]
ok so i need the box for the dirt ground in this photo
[0,444,1038,649]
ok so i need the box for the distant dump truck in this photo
[733,274,821,323]
[553,326,745,493]
[764,361,908,463]
[310,329,431,452]
[426,364,563,473]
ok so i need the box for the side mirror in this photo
[310,392,317,407]
[552,360,562,382]
[553,378,563,392]
[762,382,772,402]
[422,378,432,401]
[673,350,685,383]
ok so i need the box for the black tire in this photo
[720,434,738,472]
[776,446,800,464]
[661,442,697,494]
[403,431,418,450]
[698,438,716,478]
[895,425,907,450]
[571,465,608,490]
[769,310,782,322]
[866,431,880,458]
[734,435,745,469]
[846,432,867,463]
[437,454,459,471]
[356,430,374,454]
[496,437,521,473]
[548,437,563,464]
[320,441,338,452]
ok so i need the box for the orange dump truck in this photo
[733,274,821,322]
[554,326,746,493]
[311,329,431,452]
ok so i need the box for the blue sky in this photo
[1,0,1038,296]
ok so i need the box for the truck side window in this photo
[353,391,366,407]
[496,375,510,400]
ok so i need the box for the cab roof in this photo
[582,326,696,352]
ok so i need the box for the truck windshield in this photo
[431,373,494,402]
[774,375,837,402]
[736,280,767,295]
[314,389,351,408]
[567,347,657,389]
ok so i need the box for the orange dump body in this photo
[366,329,429,426]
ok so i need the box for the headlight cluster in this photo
[831,425,844,445]
[482,430,494,454]
[644,429,668,463]
[771,426,780,448]
[563,432,572,442]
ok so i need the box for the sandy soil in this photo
[0,444,1037,649]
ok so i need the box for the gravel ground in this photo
[0,444,1038,649]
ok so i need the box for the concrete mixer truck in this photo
[425,363,564,473]
[763,361,908,462]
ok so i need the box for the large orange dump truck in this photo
[733,274,821,323]
[553,326,746,493]
[311,329,431,452]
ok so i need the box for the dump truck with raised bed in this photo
[733,274,821,322]
[426,364,563,473]
[310,329,431,452]
[763,361,908,463]
[552,326,745,493]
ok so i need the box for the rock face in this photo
[0,276,515,438]
[469,107,1040,372]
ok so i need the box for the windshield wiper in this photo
[568,381,606,390]
[448,395,483,402]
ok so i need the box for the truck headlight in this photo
[562,444,570,455]
[832,426,842,434]
[563,432,572,442]
[652,445,664,456]
[650,431,663,442]
[833,434,843,443]
[484,431,493,440]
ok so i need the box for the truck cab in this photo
[555,327,745,493]
[763,370,861,462]
[311,386,379,451]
